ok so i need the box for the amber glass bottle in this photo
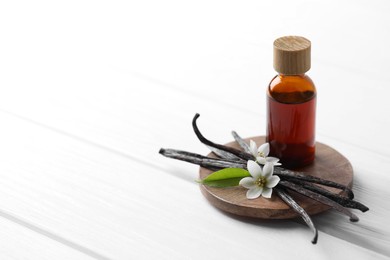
[266,36,316,168]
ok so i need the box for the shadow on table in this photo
[216,206,389,258]
[312,210,389,258]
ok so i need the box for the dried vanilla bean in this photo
[279,181,359,222]
[275,188,318,244]
[275,168,354,199]
[159,148,246,169]
[287,179,368,212]
[159,116,368,244]
[231,131,251,154]
[206,145,245,161]
[192,114,254,161]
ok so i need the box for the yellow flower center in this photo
[255,176,267,187]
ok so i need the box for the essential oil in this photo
[266,36,316,168]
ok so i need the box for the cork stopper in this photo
[273,36,311,75]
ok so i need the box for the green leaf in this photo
[200,168,250,188]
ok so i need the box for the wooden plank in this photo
[0,109,388,259]
[0,216,95,260]
[0,68,389,255]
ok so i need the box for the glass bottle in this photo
[266,36,316,169]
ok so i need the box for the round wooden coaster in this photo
[199,136,353,219]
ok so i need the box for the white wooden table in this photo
[1,0,389,259]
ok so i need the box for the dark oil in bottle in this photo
[266,75,316,169]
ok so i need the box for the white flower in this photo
[239,160,280,199]
[249,140,281,166]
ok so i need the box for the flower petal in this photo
[266,157,282,166]
[266,175,280,188]
[258,143,270,157]
[262,187,273,198]
[247,160,262,179]
[257,157,267,165]
[249,140,257,157]
[246,187,263,199]
[262,162,274,178]
[266,157,280,164]
[239,177,256,189]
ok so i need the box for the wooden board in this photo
[199,136,353,219]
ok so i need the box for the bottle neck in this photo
[278,73,306,78]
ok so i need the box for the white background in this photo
[1,0,390,259]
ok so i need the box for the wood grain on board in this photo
[199,136,353,219]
